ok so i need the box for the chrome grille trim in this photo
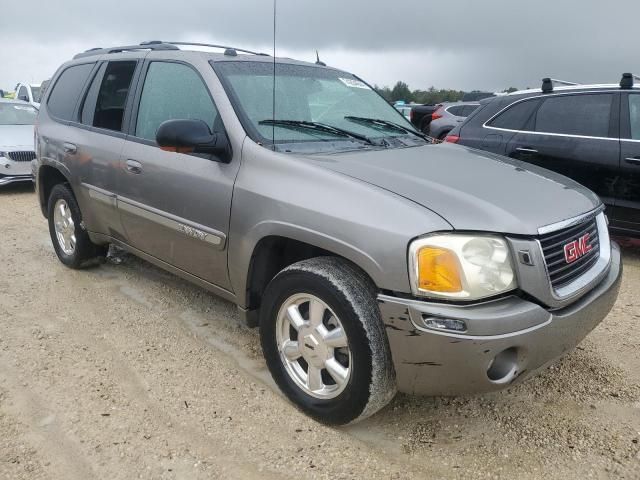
[537,212,611,302]
[7,151,36,162]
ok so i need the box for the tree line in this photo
[374,81,518,105]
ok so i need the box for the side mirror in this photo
[155,119,230,162]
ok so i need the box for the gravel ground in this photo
[1,184,639,479]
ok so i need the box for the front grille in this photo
[539,217,600,290]
[7,151,36,162]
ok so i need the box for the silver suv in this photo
[34,42,622,425]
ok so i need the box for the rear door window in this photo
[47,63,95,121]
[91,61,137,132]
[535,94,613,137]
[487,98,540,130]
[80,63,107,126]
[628,94,640,140]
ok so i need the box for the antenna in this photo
[315,50,326,67]
[272,0,277,149]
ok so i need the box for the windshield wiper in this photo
[258,119,376,145]
[344,116,431,141]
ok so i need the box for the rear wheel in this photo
[48,183,106,268]
[260,257,396,425]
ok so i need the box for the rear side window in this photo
[535,94,613,137]
[92,61,137,132]
[80,63,107,126]
[628,94,640,140]
[462,105,479,116]
[47,63,94,121]
[487,99,540,130]
[447,105,465,116]
[135,62,218,141]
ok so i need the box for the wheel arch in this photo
[239,231,383,327]
[37,163,73,218]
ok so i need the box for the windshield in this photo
[31,86,42,103]
[214,61,422,150]
[0,103,38,125]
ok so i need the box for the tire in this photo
[260,257,396,425]
[47,183,106,269]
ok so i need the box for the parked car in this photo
[394,103,414,121]
[0,99,37,186]
[409,103,439,133]
[35,42,621,425]
[15,82,42,109]
[429,102,480,140]
[447,76,640,238]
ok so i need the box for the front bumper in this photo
[0,156,33,186]
[378,243,622,395]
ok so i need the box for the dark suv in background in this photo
[447,76,640,237]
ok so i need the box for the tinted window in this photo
[488,99,540,130]
[535,94,613,137]
[81,63,107,126]
[47,63,94,121]
[462,105,479,116]
[93,61,137,132]
[18,86,28,100]
[447,105,465,116]
[31,86,42,103]
[135,62,218,141]
[628,94,640,140]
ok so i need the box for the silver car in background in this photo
[0,99,37,186]
[429,101,479,140]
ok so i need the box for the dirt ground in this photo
[1,184,639,480]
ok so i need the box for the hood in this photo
[302,143,601,236]
[0,124,35,150]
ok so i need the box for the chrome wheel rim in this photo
[53,199,76,255]
[276,293,352,399]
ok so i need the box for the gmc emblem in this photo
[563,233,593,264]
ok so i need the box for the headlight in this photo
[408,234,517,300]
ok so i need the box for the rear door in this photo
[72,58,141,239]
[116,59,238,290]
[505,92,620,213]
[616,92,640,234]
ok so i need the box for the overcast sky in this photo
[0,0,636,93]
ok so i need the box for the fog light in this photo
[423,316,467,332]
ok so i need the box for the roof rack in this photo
[144,40,270,57]
[541,78,580,93]
[73,42,179,59]
[620,73,640,89]
[74,41,270,60]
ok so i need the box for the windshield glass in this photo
[31,86,42,103]
[214,61,421,149]
[0,103,38,125]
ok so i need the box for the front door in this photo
[116,60,238,290]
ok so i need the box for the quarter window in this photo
[47,63,95,121]
[135,62,218,142]
[92,61,137,132]
[535,94,613,138]
[628,94,640,140]
[488,99,540,131]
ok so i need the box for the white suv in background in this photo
[15,82,43,109]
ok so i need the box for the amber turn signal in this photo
[417,247,463,293]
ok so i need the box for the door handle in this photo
[62,142,77,154]
[624,157,640,165]
[515,147,538,154]
[125,159,143,174]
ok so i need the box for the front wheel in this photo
[260,257,396,425]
